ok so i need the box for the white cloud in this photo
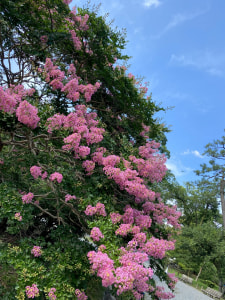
[143,0,161,8]
[166,162,183,177]
[152,7,209,38]
[170,51,225,77]
[182,149,204,158]
[166,160,192,177]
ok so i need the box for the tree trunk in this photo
[196,266,203,282]
[220,178,225,229]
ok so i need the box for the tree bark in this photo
[196,265,203,282]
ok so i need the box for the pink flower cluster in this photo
[26,284,39,298]
[16,100,40,129]
[85,202,106,216]
[63,0,72,5]
[129,152,167,183]
[65,194,76,202]
[62,79,100,102]
[0,85,35,114]
[75,289,88,300]
[87,251,114,286]
[44,58,65,90]
[140,123,150,139]
[138,141,160,159]
[143,237,175,259]
[70,8,89,31]
[22,192,34,204]
[30,166,47,180]
[167,273,178,290]
[31,246,42,257]
[46,105,105,159]
[48,287,57,300]
[87,248,153,297]
[43,59,100,103]
[70,30,82,50]
[15,212,22,221]
[110,212,122,224]
[90,227,104,241]
[154,286,175,299]
[142,201,181,229]
[49,172,63,183]
[0,86,18,113]
[82,160,95,175]
[115,224,132,236]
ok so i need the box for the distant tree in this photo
[195,133,225,228]
[172,222,225,286]
[176,179,220,226]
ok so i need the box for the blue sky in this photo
[73,0,225,185]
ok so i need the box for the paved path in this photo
[145,279,212,300]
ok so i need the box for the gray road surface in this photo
[144,279,213,300]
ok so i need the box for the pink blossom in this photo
[22,192,34,204]
[16,101,40,129]
[82,160,95,175]
[102,155,120,167]
[135,215,152,229]
[31,246,42,257]
[48,287,57,300]
[77,146,90,158]
[26,284,39,298]
[63,133,81,151]
[75,289,88,300]
[30,166,42,179]
[0,86,17,113]
[84,205,97,216]
[62,78,80,102]
[110,212,122,224]
[96,203,107,216]
[155,286,175,299]
[168,273,178,290]
[101,268,115,287]
[63,0,72,4]
[84,203,106,217]
[42,171,48,179]
[115,224,132,236]
[49,172,63,183]
[65,194,76,202]
[90,227,104,241]
[15,212,22,221]
[98,244,106,252]
[70,30,82,50]
[142,237,175,259]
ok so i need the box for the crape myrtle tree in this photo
[0,1,180,299]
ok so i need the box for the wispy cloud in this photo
[143,0,161,8]
[152,7,209,38]
[166,160,192,177]
[182,149,204,158]
[170,51,225,77]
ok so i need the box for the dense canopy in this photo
[0,1,179,299]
